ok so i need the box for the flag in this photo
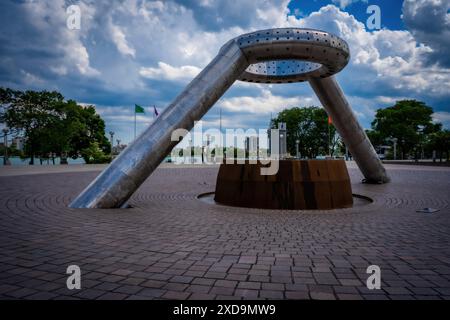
[328,116,332,125]
[135,104,145,113]
[134,104,144,140]
[153,105,159,116]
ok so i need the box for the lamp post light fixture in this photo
[205,134,211,163]
[391,137,398,160]
[189,139,193,164]
[400,139,405,160]
[109,131,114,157]
[2,128,11,166]
[417,125,425,161]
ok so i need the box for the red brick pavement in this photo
[0,165,449,300]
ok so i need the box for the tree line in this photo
[366,100,450,161]
[271,106,339,158]
[271,100,450,161]
[0,88,111,164]
[2,88,449,164]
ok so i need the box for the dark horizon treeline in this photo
[270,100,449,161]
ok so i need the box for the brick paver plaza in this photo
[0,163,449,300]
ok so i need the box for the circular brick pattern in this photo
[0,165,449,300]
[197,192,373,210]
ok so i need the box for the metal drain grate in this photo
[416,208,440,213]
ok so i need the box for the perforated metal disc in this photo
[225,28,350,84]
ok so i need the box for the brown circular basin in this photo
[214,159,353,210]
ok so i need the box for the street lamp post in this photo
[109,131,114,158]
[295,139,300,159]
[205,134,210,164]
[401,139,405,160]
[391,138,398,160]
[201,146,205,164]
[189,139,193,164]
[256,136,260,161]
[116,139,121,156]
[2,128,11,166]
[417,125,425,162]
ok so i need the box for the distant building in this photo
[244,136,259,153]
[278,122,287,158]
[112,144,127,155]
[268,122,288,158]
[11,137,24,151]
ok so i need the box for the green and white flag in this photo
[135,104,145,113]
[134,104,145,140]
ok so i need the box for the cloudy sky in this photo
[0,0,449,145]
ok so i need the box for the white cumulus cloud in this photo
[218,89,314,114]
[433,111,450,128]
[139,62,201,81]
[109,22,136,58]
[332,0,367,9]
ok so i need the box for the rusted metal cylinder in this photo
[214,159,353,210]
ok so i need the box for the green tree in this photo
[0,144,22,158]
[370,100,440,159]
[271,106,339,158]
[365,130,385,148]
[426,130,450,162]
[0,89,65,164]
[80,142,111,164]
[0,87,111,164]
[63,101,111,162]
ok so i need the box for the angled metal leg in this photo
[69,41,248,208]
[308,76,390,183]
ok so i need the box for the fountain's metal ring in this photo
[224,28,350,84]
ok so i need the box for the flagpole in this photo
[219,107,222,149]
[134,107,136,140]
[328,122,331,156]
[328,116,331,156]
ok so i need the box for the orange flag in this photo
[328,116,332,125]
